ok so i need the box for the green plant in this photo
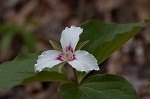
[0,19,149,99]
[0,21,38,53]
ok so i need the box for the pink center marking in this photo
[56,45,76,61]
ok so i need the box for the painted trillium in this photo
[35,26,100,72]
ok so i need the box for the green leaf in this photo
[59,74,138,99]
[76,71,87,84]
[0,32,14,53]
[43,62,66,73]
[0,23,19,53]
[75,40,89,50]
[0,53,69,90]
[49,40,62,51]
[80,19,150,64]
[24,19,41,28]
[0,23,18,33]
[22,31,36,52]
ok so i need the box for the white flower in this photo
[35,26,100,72]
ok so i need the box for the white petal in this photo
[60,26,83,51]
[35,50,63,72]
[68,50,100,72]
